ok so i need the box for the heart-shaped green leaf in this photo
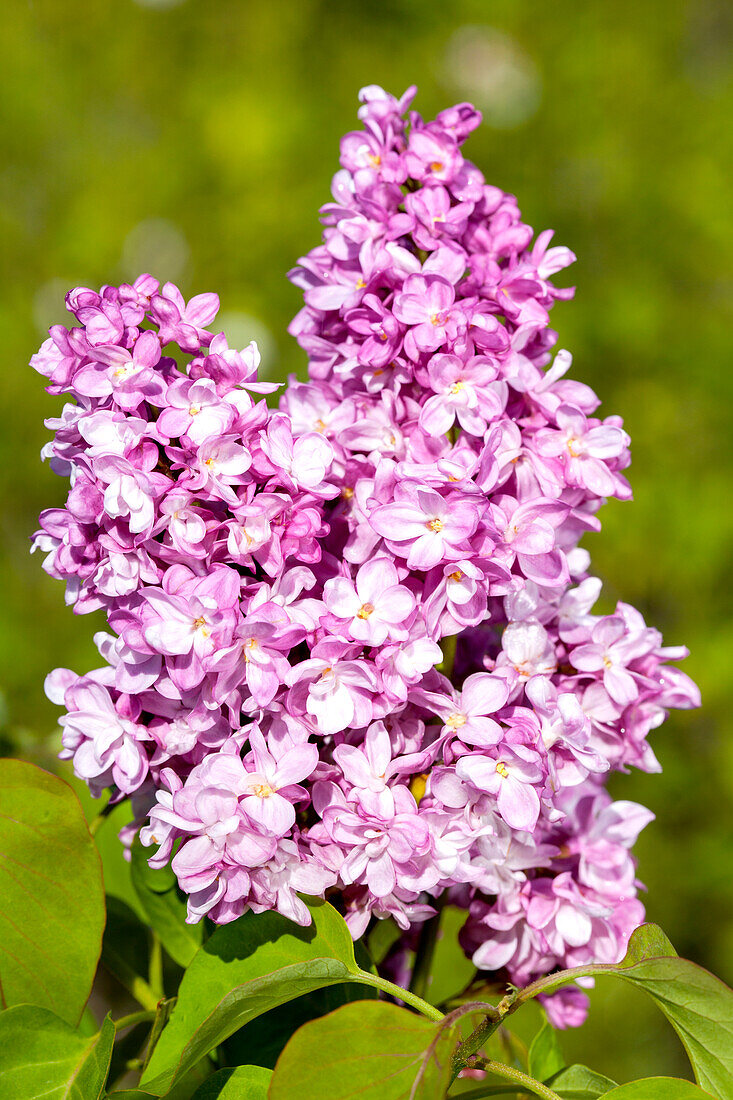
[0,759,105,1024]
[546,1063,618,1098]
[190,1065,272,1098]
[601,1079,714,1098]
[611,957,732,1098]
[528,1016,565,1082]
[0,1005,114,1100]
[131,840,203,968]
[515,924,733,1098]
[268,1000,456,1099]
[141,898,365,1094]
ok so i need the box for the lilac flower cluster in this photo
[34,85,699,1027]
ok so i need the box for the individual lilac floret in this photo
[323,558,416,645]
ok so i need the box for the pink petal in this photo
[461,672,510,716]
[497,777,540,831]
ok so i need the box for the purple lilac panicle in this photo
[34,87,700,1028]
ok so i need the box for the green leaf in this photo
[516,924,733,1098]
[528,1017,565,1082]
[108,1057,213,1100]
[164,1058,217,1100]
[426,905,476,1006]
[546,1063,618,1098]
[0,1005,114,1100]
[141,898,366,1094]
[131,840,203,968]
[612,957,732,1098]
[268,1000,456,1099]
[602,1079,714,1099]
[79,1004,100,1037]
[0,758,105,1024]
[223,983,377,1070]
[190,1065,272,1098]
[619,923,677,962]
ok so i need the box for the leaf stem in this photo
[104,948,160,1011]
[505,963,609,1017]
[149,931,163,1001]
[450,1088,534,1099]
[450,1008,502,1077]
[462,1061,563,1100]
[113,1009,156,1031]
[129,974,160,1012]
[354,970,444,1021]
[142,997,176,1072]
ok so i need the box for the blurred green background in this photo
[1,0,731,1083]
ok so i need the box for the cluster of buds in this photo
[34,85,699,1027]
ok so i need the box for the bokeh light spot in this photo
[441,26,541,129]
[121,219,190,284]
